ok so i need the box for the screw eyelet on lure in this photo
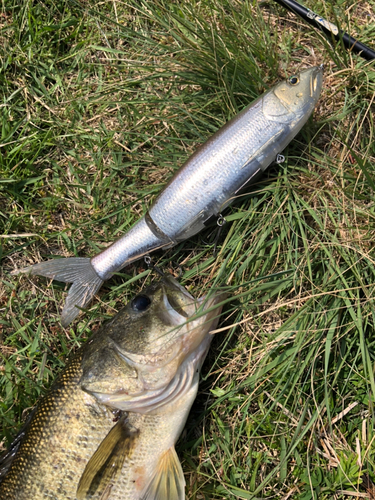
[276,154,285,164]
[144,255,165,277]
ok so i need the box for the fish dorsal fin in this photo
[76,415,138,500]
[141,447,185,500]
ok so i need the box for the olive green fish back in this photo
[0,349,117,500]
[0,350,84,498]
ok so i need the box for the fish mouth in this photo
[310,65,324,96]
[162,275,195,318]
[161,275,225,326]
[158,275,226,356]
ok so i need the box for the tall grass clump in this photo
[1,0,375,498]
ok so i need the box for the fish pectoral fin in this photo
[76,416,138,500]
[141,447,185,500]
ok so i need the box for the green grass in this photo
[1,0,375,498]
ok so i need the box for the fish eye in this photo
[131,294,151,312]
[288,75,299,86]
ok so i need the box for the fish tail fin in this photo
[12,258,103,326]
[141,447,185,500]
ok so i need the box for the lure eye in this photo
[131,294,151,312]
[288,75,300,86]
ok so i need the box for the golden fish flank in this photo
[0,276,224,500]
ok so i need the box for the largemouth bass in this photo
[13,66,323,326]
[0,276,224,499]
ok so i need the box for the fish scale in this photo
[0,350,117,499]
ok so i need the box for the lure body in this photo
[15,67,323,325]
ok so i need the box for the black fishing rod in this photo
[271,0,375,61]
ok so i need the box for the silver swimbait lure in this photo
[13,66,323,326]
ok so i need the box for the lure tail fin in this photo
[12,258,103,326]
